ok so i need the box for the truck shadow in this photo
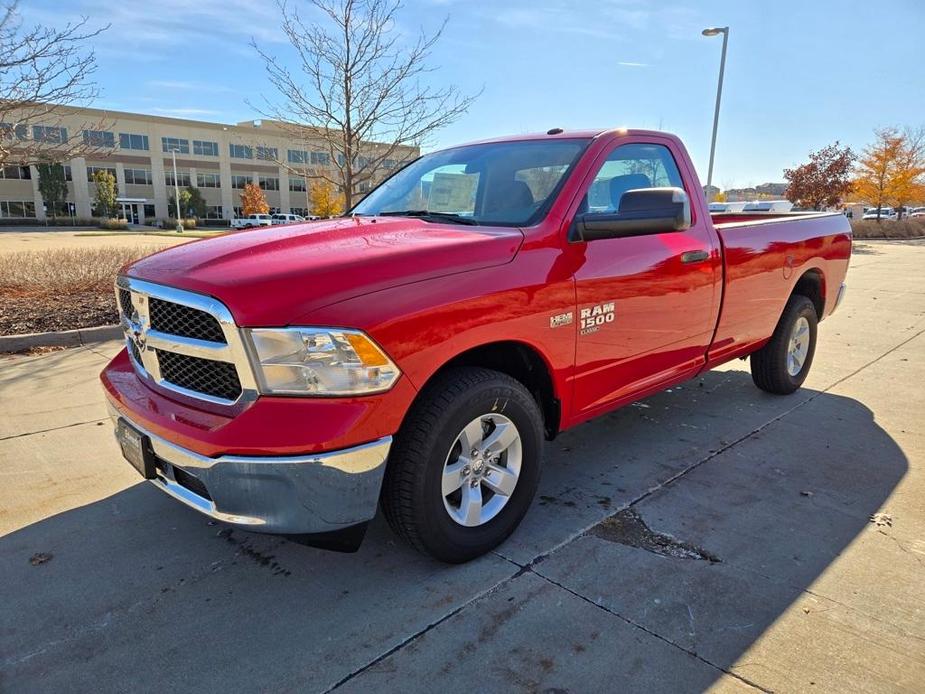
[0,368,907,692]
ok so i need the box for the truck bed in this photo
[706,211,852,367]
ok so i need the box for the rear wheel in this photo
[750,295,818,394]
[381,367,543,563]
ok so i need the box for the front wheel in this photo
[750,294,818,394]
[381,367,544,563]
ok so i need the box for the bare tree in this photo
[254,0,479,209]
[0,1,109,167]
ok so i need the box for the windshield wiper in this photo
[378,210,479,226]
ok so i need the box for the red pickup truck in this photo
[102,129,850,562]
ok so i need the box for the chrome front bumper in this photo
[107,406,391,535]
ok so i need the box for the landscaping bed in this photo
[850,218,925,238]
[0,246,164,335]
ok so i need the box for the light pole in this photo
[702,26,729,197]
[171,149,183,233]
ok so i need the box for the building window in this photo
[287,149,307,164]
[0,123,28,140]
[165,170,192,187]
[289,177,306,192]
[83,130,115,147]
[258,175,279,191]
[32,125,68,143]
[311,152,330,166]
[359,181,370,193]
[0,200,36,218]
[197,172,221,188]
[337,153,347,166]
[383,159,398,170]
[120,133,149,151]
[63,165,72,181]
[193,140,219,156]
[124,168,152,185]
[256,146,278,161]
[290,207,307,216]
[86,166,116,182]
[233,206,243,218]
[143,204,156,219]
[229,144,252,159]
[231,174,249,189]
[162,137,189,154]
[205,205,224,219]
[0,165,31,179]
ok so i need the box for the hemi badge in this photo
[550,312,573,328]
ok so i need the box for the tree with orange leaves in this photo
[853,127,925,219]
[240,182,269,216]
[309,180,345,218]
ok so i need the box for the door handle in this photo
[681,250,710,264]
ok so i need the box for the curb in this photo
[0,324,122,353]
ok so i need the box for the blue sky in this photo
[22,0,925,187]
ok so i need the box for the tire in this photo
[381,367,544,563]
[750,294,818,394]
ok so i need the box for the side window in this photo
[583,143,683,214]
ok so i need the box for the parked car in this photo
[103,128,851,562]
[908,207,925,218]
[861,208,896,221]
[271,213,307,225]
[230,213,273,229]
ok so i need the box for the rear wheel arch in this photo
[792,268,826,320]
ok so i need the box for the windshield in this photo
[352,138,590,226]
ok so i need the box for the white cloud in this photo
[21,0,287,48]
[482,1,702,42]
[618,61,649,67]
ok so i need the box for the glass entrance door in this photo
[119,203,139,224]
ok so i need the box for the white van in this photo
[231,214,273,229]
[708,201,747,213]
[271,213,307,225]
[743,200,794,213]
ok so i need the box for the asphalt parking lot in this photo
[1,239,923,693]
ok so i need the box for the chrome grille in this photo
[156,350,242,401]
[117,277,256,407]
[118,288,132,314]
[128,337,142,365]
[149,298,226,343]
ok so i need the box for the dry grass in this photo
[0,246,161,298]
[851,218,925,239]
[0,246,165,335]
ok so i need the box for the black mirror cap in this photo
[618,187,691,226]
[574,187,691,242]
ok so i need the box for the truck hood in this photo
[126,217,524,326]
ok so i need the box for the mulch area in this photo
[0,291,118,335]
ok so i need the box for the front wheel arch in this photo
[410,340,561,440]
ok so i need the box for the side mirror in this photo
[573,187,691,242]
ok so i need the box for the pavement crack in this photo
[0,418,108,442]
[526,566,772,693]
[323,565,520,693]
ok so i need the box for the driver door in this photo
[569,138,721,419]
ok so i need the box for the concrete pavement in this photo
[1,239,923,692]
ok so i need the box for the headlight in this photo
[246,328,400,396]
